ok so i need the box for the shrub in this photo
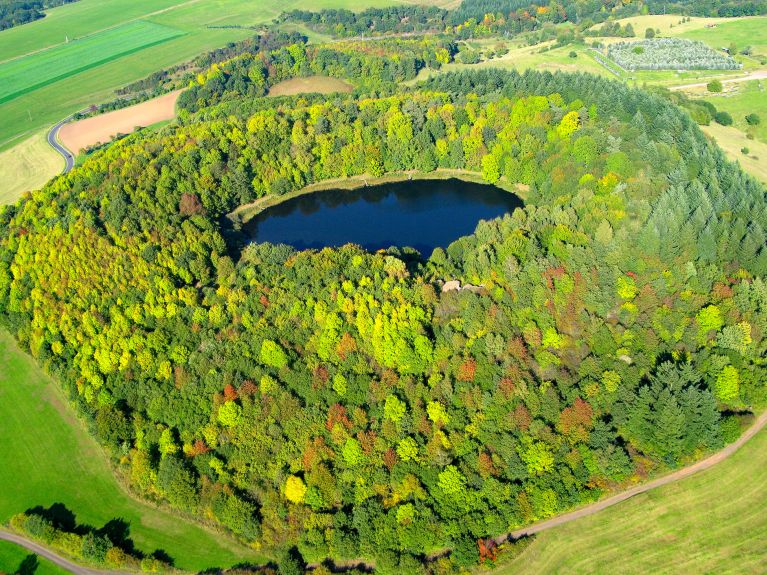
[707,79,723,93]
[688,103,712,125]
[745,113,761,126]
[714,111,733,126]
[645,27,655,38]
[741,147,750,155]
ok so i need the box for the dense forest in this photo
[282,0,767,39]
[2,30,767,575]
[0,0,77,31]
[177,37,456,112]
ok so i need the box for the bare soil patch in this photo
[59,90,181,153]
[269,75,353,97]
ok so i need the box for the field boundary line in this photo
[0,30,186,106]
[0,0,204,66]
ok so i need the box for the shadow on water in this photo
[241,178,523,256]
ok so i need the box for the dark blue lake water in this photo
[243,178,523,255]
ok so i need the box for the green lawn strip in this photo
[0,0,188,62]
[0,540,69,575]
[0,330,264,572]
[0,21,185,104]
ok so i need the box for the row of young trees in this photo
[608,38,741,71]
[2,53,767,574]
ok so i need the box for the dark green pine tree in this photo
[652,388,685,464]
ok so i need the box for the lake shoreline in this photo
[229,169,528,225]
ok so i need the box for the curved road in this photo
[2,409,766,575]
[47,115,76,174]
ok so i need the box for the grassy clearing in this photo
[413,43,610,84]
[700,122,767,184]
[269,75,353,96]
[0,540,69,575]
[587,15,767,82]
[0,330,264,572]
[681,17,767,56]
[700,79,767,142]
[0,0,187,62]
[491,425,767,575]
[0,129,62,205]
[0,20,184,104]
[590,14,730,36]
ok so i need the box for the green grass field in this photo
[700,122,767,184]
[0,0,412,151]
[589,14,767,57]
[0,20,184,104]
[681,17,767,57]
[702,79,767,143]
[492,424,767,574]
[0,330,264,572]
[411,42,611,85]
[0,129,62,205]
[0,540,69,575]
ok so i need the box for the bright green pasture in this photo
[0,330,264,572]
[0,21,184,104]
[680,17,767,57]
[0,540,69,575]
[492,425,767,575]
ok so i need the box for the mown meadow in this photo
[0,330,264,572]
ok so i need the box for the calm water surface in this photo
[243,178,523,254]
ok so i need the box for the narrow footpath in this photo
[670,69,767,91]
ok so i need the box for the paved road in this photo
[3,409,767,575]
[670,69,767,91]
[47,116,76,174]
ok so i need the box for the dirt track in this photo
[58,90,181,153]
[497,407,767,542]
[3,410,764,575]
[670,69,767,91]
[0,530,132,575]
